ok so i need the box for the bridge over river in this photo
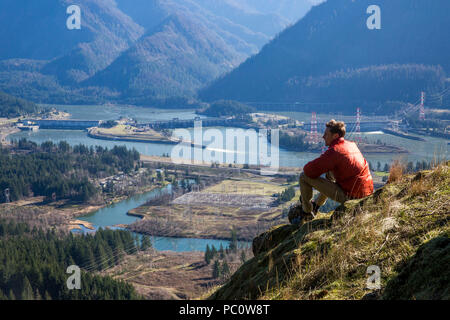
[23,117,395,132]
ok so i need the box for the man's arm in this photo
[303,149,336,179]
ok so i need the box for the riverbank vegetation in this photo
[405,114,450,139]
[0,139,139,203]
[197,100,255,118]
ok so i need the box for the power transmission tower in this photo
[309,112,319,144]
[355,108,363,144]
[419,91,425,120]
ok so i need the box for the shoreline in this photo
[87,128,206,149]
[0,125,20,146]
[382,129,426,142]
[358,143,409,154]
[87,129,179,145]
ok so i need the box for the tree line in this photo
[276,186,296,204]
[204,229,245,280]
[197,100,256,118]
[0,90,40,118]
[0,139,140,203]
[0,220,147,300]
[278,131,315,152]
[369,160,433,173]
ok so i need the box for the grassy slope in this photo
[209,163,450,300]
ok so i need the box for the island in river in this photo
[88,124,179,144]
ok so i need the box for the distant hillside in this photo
[41,0,144,84]
[210,163,450,300]
[0,91,39,118]
[0,0,316,105]
[0,0,144,84]
[237,0,324,22]
[106,0,317,103]
[200,0,450,114]
[86,13,242,102]
[198,100,255,117]
[115,0,312,55]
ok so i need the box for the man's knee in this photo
[299,172,309,183]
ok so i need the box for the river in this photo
[8,104,449,251]
[71,183,237,252]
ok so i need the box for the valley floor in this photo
[101,250,222,299]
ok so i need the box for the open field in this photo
[203,179,286,196]
[128,177,300,241]
[101,250,218,299]
[102,247,252,300]
[172,192,275,209]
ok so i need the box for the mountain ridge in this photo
[200,0,450,112]
[85,12,242,100]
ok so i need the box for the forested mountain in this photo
[0,0,316,105]
[0,0,143,84]
[86,13,243,102]
[200,0,450,114]
[116,0,268,55]
[0,91,40,118]
[115,0,315,54]
[84,0,320,103]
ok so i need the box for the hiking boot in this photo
[288,202,315,226]
[312,201,321,215]
[299,196,321,215]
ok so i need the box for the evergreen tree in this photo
[21,277,34,300]
[221,261,230,279]
[229,228,238,253]
[205,245,211,264]
[8,289,15,300]
[34,288,42,300]
[141,235,152,251]
[407,161,414,173]
[210,245,217,259]
[240,251,247,264]
[212,260,221,279]
[44,291,52,300]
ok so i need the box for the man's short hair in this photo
[326,119,346,137]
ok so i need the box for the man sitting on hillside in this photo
[289,120,374,225]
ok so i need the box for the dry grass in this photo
[268,165,449,299]
[203,179,286,196]
[209,164,450,300]
[387,159,405,184]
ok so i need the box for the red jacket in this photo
[304,137,373,199]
